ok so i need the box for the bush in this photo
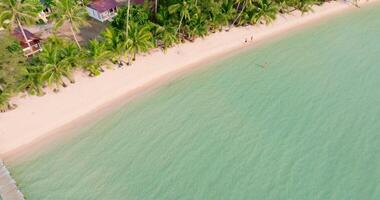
[0,33,27,111]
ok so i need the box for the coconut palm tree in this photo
[154,24,178,51]
[185,15,208,41]
[126,23,154,61]
[250,0,278,24]
[0,0,41,49]
[38,39,75,91]
[17,65,45,96]
[61,42,81,83]
[168,0,193,34]
[231,0,255,26]
[102,27,128,65]
[294,0,318,13]
[51,0,89,49]
[199,0,226,32]
[84,39,111,76]
[220,0,237,28]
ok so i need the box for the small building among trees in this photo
[86,0,118,22]
[12,28,42,57]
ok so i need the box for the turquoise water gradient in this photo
[9,4,380,200]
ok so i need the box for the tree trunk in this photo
[176,14,184,34]
[230,2,246,28]
[126,0,131,38]
[155,0,158,14]
[125,0,131,63]
[127,54,131,65]
[16,18,32,50]
[119,54,124,67]
[69,23,81,49]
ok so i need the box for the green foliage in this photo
[6,40,22,53]
[42,0,55,7]
[0,0,42,30]
[84,39,111,76]
[0,33,27,111]
[111,5,151,30]
[0,35,26,75]
[249,0,279,24]
[153,24,178,50]
[28,37,80,91]
[17,65,45,96]
[126,22,154,60]
[0,89,13,112]
[101,27,128,62]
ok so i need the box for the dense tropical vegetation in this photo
[0,0,336,111]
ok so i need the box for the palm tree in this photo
[102,27,128,65]
[250,0,278,24]
[38,39,75,91]
[61,42,81,83]
[84,40,111,76]
[231,0,254,27]
[294,0,318,13]
[17,65,45,96]
[51,0,89,49]
[185,15,208,41]
[220,0,237,29]
[199,0,224,32]
[168,0,193,34]
[126,23,154,61]
[154,24,178,51]
[0,0,41,49]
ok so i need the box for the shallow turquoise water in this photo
[9,4,380,200]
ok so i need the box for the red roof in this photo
[12,28,41,48]
[88,0,117,12]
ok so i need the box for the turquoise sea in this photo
[7,4,380,200]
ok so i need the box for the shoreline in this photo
[0,0,377,159]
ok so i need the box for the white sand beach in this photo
[0,0,378,157]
